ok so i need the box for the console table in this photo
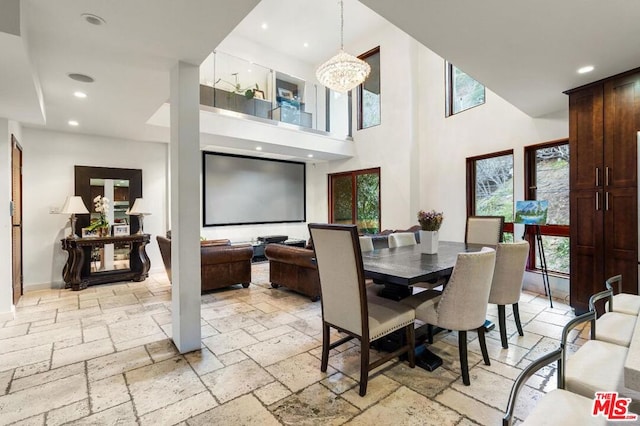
[61,234,151,291]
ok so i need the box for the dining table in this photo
[361,241,489,371]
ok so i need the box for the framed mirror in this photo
[75,166,143,273]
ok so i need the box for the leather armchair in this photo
[157,235,253,292]
[264,243,321,301]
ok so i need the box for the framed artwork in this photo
[253,89,265,100]
[112,224,130,236]
[81,227,98,238]
[514,200,549,225]
[277,87,294,100]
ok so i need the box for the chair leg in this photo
[477,326,491,366]
[321,322,330,372]
[458,331,470,386]
[498,304,508,349]
[406,324,415,368]
[513,303,524,336]
[360,339,370,396]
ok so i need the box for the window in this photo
[329,168,380,233]
[446,62,485,116]
[467,150,514,223]
[358,47,380,130]
[524,140,570,274]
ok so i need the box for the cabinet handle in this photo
[595,167,600,186]
[596,191,600,210]
[605,166,610,186]
[606,191,610,211]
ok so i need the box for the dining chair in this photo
[605,275,640,316]
[488,241,530,349]
[401,247,496,385]
[388,232,417,248]
[308,223,416,396]
[465,216,504,246]
[359,236,374,252]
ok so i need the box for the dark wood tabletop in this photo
[361,241,486,286]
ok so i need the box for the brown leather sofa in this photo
[264,243,321,302]
[157,235,253,292]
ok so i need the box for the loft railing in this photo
[199,50,350,137]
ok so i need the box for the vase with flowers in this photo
[86,195,110,237]
[417,209,444,254]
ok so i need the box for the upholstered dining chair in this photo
[488,241,530,349]
[308,223,416,396]
[465,216,504,246]
[401,247,496,385]
[605,275,640,316]
[359,236,374,252]
[388,232,417,248]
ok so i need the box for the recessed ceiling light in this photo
[578,65,594,74]
[261,22,268,30]
[256,146,262,151]
[74,91,87,98]
[307,154,313,158]
[303,42,309,48]
[68,120,79,127]
[81,13,106,26]
[68,73,95,83]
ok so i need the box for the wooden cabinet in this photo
[568,70,640,314]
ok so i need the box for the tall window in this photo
[466,150,514,237]
[524,140,570,274]
[358,47,381,129]
[329,168,381,234]
[446,62,485,116]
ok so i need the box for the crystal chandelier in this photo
[316,0,371,93]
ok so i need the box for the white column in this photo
[0,118,13,318]
[170,61,201,353]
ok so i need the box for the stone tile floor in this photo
[0,263,585,425]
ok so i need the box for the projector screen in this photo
[203,152,306,226]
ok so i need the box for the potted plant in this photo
[417,209,444,254]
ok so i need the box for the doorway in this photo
[11,135,23,304]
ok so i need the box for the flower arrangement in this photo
[417,209,444,231]
[87,195,110,232]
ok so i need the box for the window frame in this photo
[328,167,381,232]
[466,149,515,234]
[357,46,381,130]
[524,139,570,275]
[445,61,486,117]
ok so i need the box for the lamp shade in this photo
[60,196,89,214]
[128,198,151,215]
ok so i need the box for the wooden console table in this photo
[61,234,151,290]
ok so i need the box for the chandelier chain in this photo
[340,0,344,50]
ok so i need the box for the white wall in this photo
[0,118,12,317]
[305,20,571,298]
[20,128,167,290]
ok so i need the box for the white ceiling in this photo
[1,0,640,143]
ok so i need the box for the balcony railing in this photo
[199,50,350,138]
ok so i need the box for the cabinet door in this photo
[604,187,638,294]
[569,86,604,191]
[570,189,605,313]
[604,73,640,188]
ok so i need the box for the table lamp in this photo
[127,198,151,235]
[61,196,89,238]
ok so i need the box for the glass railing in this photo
[199,50,350,137]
